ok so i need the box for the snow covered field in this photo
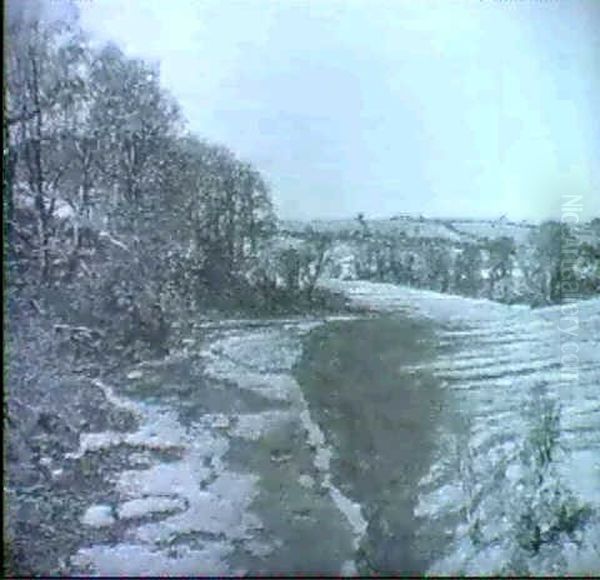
[324,279,600,574]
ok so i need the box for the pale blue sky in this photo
[79,0,599,221]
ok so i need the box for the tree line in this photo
[342,218,599,306]
[5,0,337,360]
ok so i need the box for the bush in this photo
[512,385,593,561]
[452,382,594,575]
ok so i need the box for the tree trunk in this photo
[3,121,17,257]
[28,46,51,283]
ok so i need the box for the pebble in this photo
[127,370,144,380]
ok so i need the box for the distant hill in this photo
[279,215,598,247]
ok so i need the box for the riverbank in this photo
[6,314,371,576]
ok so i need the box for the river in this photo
[66,281,599,575]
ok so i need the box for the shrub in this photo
[512,385,593,560]
[453,382,594,574]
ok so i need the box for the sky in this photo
[76,0,599,222]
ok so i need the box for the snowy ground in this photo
[68,316,364,575]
